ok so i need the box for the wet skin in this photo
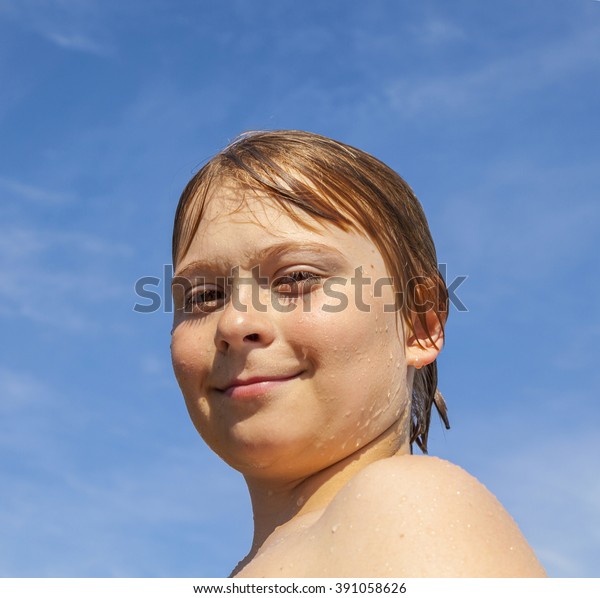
[171,184,546,577]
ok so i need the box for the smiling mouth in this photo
[219,372,303,399]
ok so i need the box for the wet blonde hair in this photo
[172,130,449,452]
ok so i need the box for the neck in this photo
[233,416,410,574]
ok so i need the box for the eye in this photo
[273,271,322,295]
[184,288,225,314]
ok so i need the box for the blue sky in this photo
[0,0,599,578]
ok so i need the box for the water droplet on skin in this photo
[331,524,340,533]
[296,496,305,507]
[509,546,515,551]
[456,490,461,495]
[400,495,407,502]
[356,493,362,499]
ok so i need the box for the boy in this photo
[170,130,546,577]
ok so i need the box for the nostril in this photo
[244,333,260,342]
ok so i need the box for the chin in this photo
[218,437,324,481]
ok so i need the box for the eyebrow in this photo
[174,241,347,280]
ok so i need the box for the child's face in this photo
[171,182,412,480]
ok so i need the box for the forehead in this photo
[199,181,312,232]
[197,178,366,242]
[177,181,387,274]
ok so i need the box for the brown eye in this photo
[184,289,225,313]
[273,271,322,295]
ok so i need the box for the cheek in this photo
[291,298,408,407]
[284,304,409,459]
[171,325,225,450]
[170,325,211,396]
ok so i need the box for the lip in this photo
[219,372,303,399]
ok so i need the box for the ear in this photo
[405,309,445,369]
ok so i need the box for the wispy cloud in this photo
[491,434,600,577]
[430,153,600,305]
[44,30,111,56]
[0,176,74,205]
[0,0,114,56]
[0,225,133,331]
[385,22,600,116]
[414,17,465,46]
[0,440,250,576]
[0,367,46,412]
[0,227,132,261]
[453,410,600,578]
[139,354,173,388]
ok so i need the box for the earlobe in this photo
[405,310,445,368]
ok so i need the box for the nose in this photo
[214,280,276,353]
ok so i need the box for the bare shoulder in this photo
[316,455,546,577]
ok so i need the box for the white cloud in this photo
[0,442,250,576]
[0,225,133,331]
[432,155,600,296]
[0,0,113,56]
[0,367,45,412]
[455,413,600,578]
[497,437,600,577]
[385,22,600,116]
[0,225,131,258]
[0,176,74,205]
[534,548,581,578]
[140,353,172,381]
[415,17,464,46]
[44,31,110,56]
